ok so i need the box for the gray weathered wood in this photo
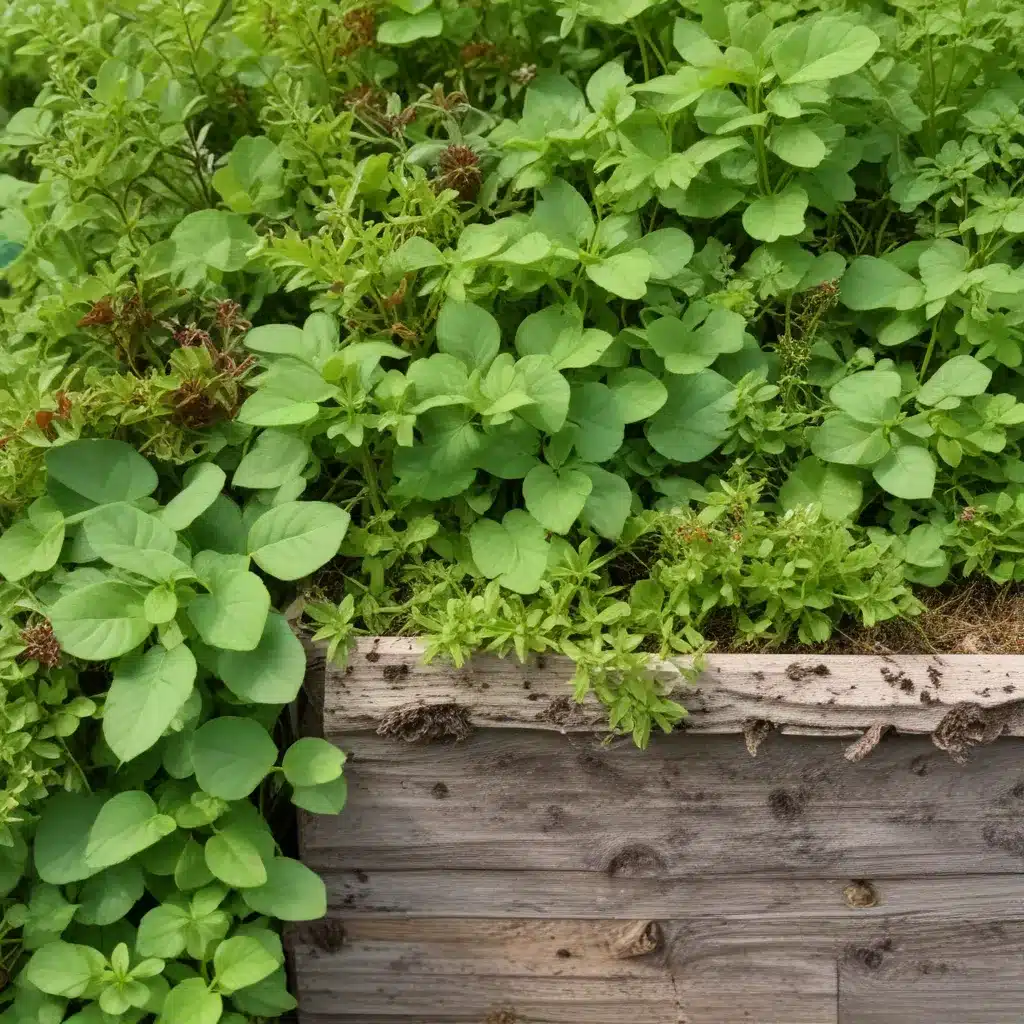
[320,869,1024,920]
[302,732,1024,875]
[294,917,1024,1023]
[323,638,1024,737]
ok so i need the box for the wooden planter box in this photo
[292,640,1024,1024]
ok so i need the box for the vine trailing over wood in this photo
[2,0,1024,1017]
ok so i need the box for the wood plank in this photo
[302,732,1024,875]
[322,870,1024,921]
[322,638,1024,738]
[293,918,839,1023]
[294,918,1024,1022]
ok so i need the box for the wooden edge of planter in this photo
[304,637,1024,754]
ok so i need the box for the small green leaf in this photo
[742,186,808,242]
[192,717,278,800]
[772,17,880,84]
[85,792,177,870]
[34,793,105,884]
[103,644,197,763]
[779,458,863,521]
[247,501,350,580]
[241,857,327,921]
[46,440,157,509]
[214,936,280,994]
[768,124,827,168]
[608,368,668,423]
[26,941,106,998]
[646,371,736,462]
[218,612,305,704]
[579,465,633,540]
[635,228,694,280]
[437,300,500,369]
[648,308,746,374]
[159,464,227,531]
[811,414,890,466]
[282,737,346,787]
[291,776,349,814]
[50,581,152,661]
[377,9,442,44]
[585,249,651,300]
[829,370,902,424]
[872,444,936,499]
[136,903,190,958]
[157,978,222,1024]
[917,355,992,406]
[840,256,924,311]
[233,430,310,490]
[523,464,593,534]
[205,830,268,889]
[188,558,271,652]
[0,497,64,581]
[83,503,187,581]
[171,210,257,272]
[76,862,145,926]
[469,510,550,595]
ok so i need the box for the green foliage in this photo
[7,0,1024,1010]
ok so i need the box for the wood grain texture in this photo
[323,638,1024,737]
[294,917,1024,1023]
[302,732,1024,875]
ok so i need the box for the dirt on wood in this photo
[483,1011,519,1024]
[377,701,473,743]
[932,700,1024,763]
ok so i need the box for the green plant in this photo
[0,439,348,1020]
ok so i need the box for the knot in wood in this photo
[612,920,664,959]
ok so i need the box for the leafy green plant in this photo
[0,439,347,1020]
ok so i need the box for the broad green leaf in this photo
[769,124,827,168]
[192,717,278,800]
[229,968,297,1017]
[436,300,500,369]
[26,942,106,998]
[779,458,863,521]
[34,793,105,884]
[214,936,279,994]
[829,370,902,424]
[205,830,268,889]
[872,444,936,499]
[742,186,808,242]
[918,239,969,304]
[0,497,64,581]
[76,861,145,926]
[218,612,305,703]
[241,857,327,921]
[772,17,880,84]
[46,439,157,508]
[635,228,694,280]
[103,644,197,762]
[811,413,889,466]
[50,581,151,660]
[580,465,633,539]
[188,557,270,652]
[171,210,257,272]
[585,249,652,299]
[648,308,746,374]
[566,383,626,463]
[187,495,248,556]
[235,389,321,427]
[211,135,284,214]
[83,503,187,581]
[244,324,305,356]
[159,464,226,531]
[532,178,594,246]
[377,9,442,44]
[290,776,349,815]
[514,356,571,434]
[523,464,593,533]
[247,501,350,580]
[646,371,736,461]
[840,256,924,311]
[233,430,309,490]
[586,60,635,122]
[86,792,177,869]
[157,979,222,1024]
[136,903,190,958]
[469,510,550,594]
[917,355,992,406]
[514,306,613,370]
[282,737,346,787]
[608,368,668,422]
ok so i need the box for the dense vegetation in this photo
[2,0,1024,1018]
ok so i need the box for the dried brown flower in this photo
[435,144,482,201]
[511,63,537,85]
[78,297,115,328]
[19,622,61,668]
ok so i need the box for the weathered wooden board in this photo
[318,638,1024,737]
[293,917,1024,1023]
[303,732,1024,875]
[297,641,1024,1023]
